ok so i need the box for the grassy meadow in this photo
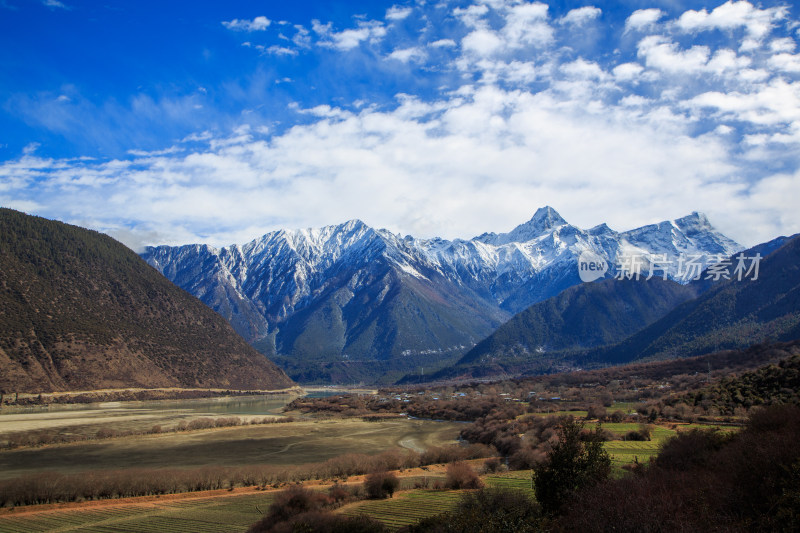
[0,417,462,480]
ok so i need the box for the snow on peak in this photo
[141,208,744,341]
[479,206,570,246]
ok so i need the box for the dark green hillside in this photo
[591,234,800,366]
[0,209,294,392]
[457,277,698,366]
[271,264,507,384]
[676,351,800,414]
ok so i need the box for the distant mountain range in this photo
[0,209,295,393]
[142,207,742,383]
[428,233,800,382]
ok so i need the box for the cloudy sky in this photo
[1,0,799,250]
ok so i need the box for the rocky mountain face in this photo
[0,209,295,393]
[142,207,741,383]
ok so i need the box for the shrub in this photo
[445,462,482,490]
[654,428,730,471]
[559,405,800,532]
[406,487,542,532]
[533,418,611,515]
[586,405,607,420]
[365,471,400,499]
[260,485,331,524]
[623,430,647,441]
[482,457,502,474]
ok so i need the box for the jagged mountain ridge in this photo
[427,234,799,382]
[142,207,741,383]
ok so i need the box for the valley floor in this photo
[0,418,461,480]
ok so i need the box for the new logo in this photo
[578,250,608,282]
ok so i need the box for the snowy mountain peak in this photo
[479,206,570,245]
[588,223,613,235]
[674,211,714,234]
[141,209,743,370]
[531,206,568,228]
[511,205,568,238]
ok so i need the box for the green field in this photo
[339,489,464,530]
[0,492,277,533]
[0,419,461,480]
[485,471,535,493]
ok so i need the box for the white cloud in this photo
[388,47,427,63]
[318,20,387,50]
[264,45,298,56]
[768,53,800,72]
[502,2,553,49]
[624,8,664,33]
[429,39,457,48]
[4,74,789,249]
[22,142,40,155]
[560,6,601,26]
[706,48,751,74]
[561,58,606,80]
[386,5,413,21]
[453,4,489,29]
[637,36,711,74]
[42,0,68,9]
[5,0,800,250]
[222,16,271,32]
[770,38,796,53]
[613,62,644,81]
[687,80,800,126]
[462,28,504,56]
[676,1,787,40]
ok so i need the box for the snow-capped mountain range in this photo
[141,207,741,382]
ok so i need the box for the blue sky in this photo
[1,0,799,249]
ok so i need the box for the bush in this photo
[586,405,607,420]
[559,404,800,532]
[623,426,651,441]
[257,485,331,525]
[406,487,542,532]
[328,483,352,504]
[365,471,400,499]
[533,418,611,515]
[445,462,482,490]
[482,457,502,474]
[654,428,730,471]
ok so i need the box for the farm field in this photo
[0,419,462,480]
[338,489,465,529]
[484,471,535,493]
[0,490,278,533]
[0,395,301,443]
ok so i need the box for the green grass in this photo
[339,490,464,530]
[675,423,740,433]
[608,402,639,413]
[484,472,535,494]
[396,475,446,490]
[0,493,277,533]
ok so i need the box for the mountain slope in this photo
[456,277,700,367]
[431,234,798,381]
[142,207,741,383]
[0,209,295,393]
[589,234,800,366]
